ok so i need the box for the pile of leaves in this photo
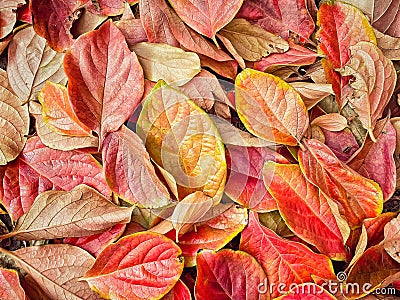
[1,0,400,299]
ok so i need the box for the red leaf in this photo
[364,212,397,248]
[276,283,336,300]
[321,128,359,162]
[163,280,191,300]
[225,145,288,212]
[30,0,88,52]
[316,1,376,106]
[87,0,124,16]
[0,268,27,300]
[237,0,315,41]
[83,232,184,300]
[240,212,336,298]
[263,162,348,260]
[64,20,144,145]
[195,249,269,300]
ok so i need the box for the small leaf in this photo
[102,125,171,208]
[132,42,201,85]
[0,268,26,300]
[168,0,244,40]
[1,185,132,240]
[239,212,336,298]
[219,18,289,61]
[235,68,309,146]
[290,82,334,109]
[31,0,87,51]
[195,249,269,300]
[7,26,66,102]
[83,232,184,300]
[64,20,144,145]
[263,162,348,260]
[0,244,100,300]
[311,113,348,132]
[0,83,29,165]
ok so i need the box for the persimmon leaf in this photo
[0,268,26,300]
[0,0,25,39]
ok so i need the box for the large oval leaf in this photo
[136,81,227,202]
[7,26,66,102]
[263,162,348,260]
[83,232,184,300]
[168,0,244,40]
[0,268,26,300]
[0,84,29,165]
[102,125,171,208]
[1,185,132,240]
[0,244,100,300]
[316,1,376,106]
[64,20,144,145]
[235,68,309,146]
[239,212,336,298]
[298,139,383,228]
[195,249,269,300]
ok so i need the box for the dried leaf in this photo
[263,162,348,260]
[163,279,191,300]
[83,232,184,300]
[311,113,348,132]
[136,81,227,202]
[219,18,289,61]
[115,8,147,48]
[195,249,269,300]
[199,55,238,80]
[64,20,144,145]
[290,82,334,109]
[321,128,359,162]
[239,212,336,298]
[1,185,132,240]
[7,26,66,102]
[168,0,244,40]
[374,29,400,60]
[87,0,125,16]
[71,7,108,37]
[339,42,396,140]
[0,244,100,300]
[31,0,87,52]
[0,0,25,39]
[102,125,171,208]
[132,42,201,85]
[258,210,293,238]
[235,68,309,146]
[0,268,26,300]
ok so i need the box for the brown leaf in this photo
[374,29,400,60]
[0,0,25,39]
[1,184,132,240]
[290,82,334,109]
[311,113,348,132]
[0,245,101,300]
[219,18,289,61]
[70,7,107,37]
[7,26,66,102]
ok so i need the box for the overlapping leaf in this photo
[263,162,348,260]
[235,68,309,146]
[195,249,269,300]
[136,81,227,202]
[163,279,191,300]
[240,212,336,298]
[83,232,184,300]
[7,26,66,102]
[0,268,26,300]
[0,0,25,39]
[102,125,171,208]
[64,20,144,145]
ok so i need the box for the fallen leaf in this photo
[31,0,87,52]
[259,210,293,238]
[235,68,309,146]
[87,0,125,16]
[168,0,244,41]
[0,268,27,300]
[195,249,269,300]
[311,113,348,132]
[199,55,238,80]
[383,215,400,263]
[263,162,348,260]
[237,0,315,41]
[298,138,383,228]
[83,232,184,300]
[321,128,359,162]
[64,20,144,145]
[219,18,289,61]
[71,7,108,37]
[102,125,171,208]
[225,145,289,212]
[115,9,147,48]
[132,42,201,85]
[0,83,29,165]
[7,26,66,102]
[1,184,132,240]
[171,191,213,242]
[348,117,396,201]
[0,244,100,299]
[240,212,336,298]
[290,82,334,109]
[136,81,227,202]
[374,29,400,60]
[0,0,25,39]
[38,82,92,137]
[365,212,397,248]
[317,1,376,107]
[216,33,246,69]
[162,279,191,300]
[254,42,318,71]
